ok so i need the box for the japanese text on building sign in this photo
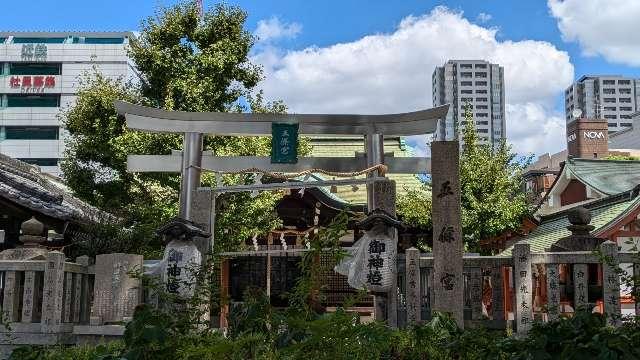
[21,44,48,61]
[271,123,299,164]
[9,76,56,93]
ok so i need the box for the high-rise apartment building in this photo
[0,32,136,174]
[432,60,506,147]
[565,75,640,133]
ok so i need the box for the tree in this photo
[397,105,531,253]
[61,1,290,255]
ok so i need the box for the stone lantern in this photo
[550,207,605,252]
[0,216,49,260]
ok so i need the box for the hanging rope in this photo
[192,163,387,180]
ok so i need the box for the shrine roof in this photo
[309,137,427,205]
[561,158,640,196]
[0,153,113,223]
[501,187,640,256]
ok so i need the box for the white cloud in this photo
[254,16,302,44]
[549,0,640,66]
[476,12,492,23]
[253,6,573,156]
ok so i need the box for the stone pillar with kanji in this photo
[431,141,464,328]
[513,242,533,334]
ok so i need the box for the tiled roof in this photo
[565,158,640,195]
[501,188,640,256]
[308,137,426,205]
[0,153,111,223]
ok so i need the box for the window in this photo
[461,81,472,86]
[461,72,473,78]
[13,37,65,44]
[618,80,631,85]
[475,64,487,69]
[620,106,632,111]
[18,158,58,167]
[9,63,61,75]
[621,123,633,127]
[5,126,59,140]
[619,88,631,94]
[477,129,489,133]
[461,90,473,94]
[475,81,487,86]
[476,97,488,102]
[460,105,473,110]
[621,115,632,119]
[604,115,617,119]
[608,122,618,127]
[603,80,616,85]
[460,64,473,69]
[620,98,632,103]
[74,37,125,44]
[476,113,489,117]
[476,89,487,94]
[476,121,489,125]
[604,106,616,111]
[602,88,616,94]
[476,105,488,110]
[603,98,616,103]
[475,72,487,78]
[6,94,60,107]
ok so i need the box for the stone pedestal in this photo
[431,141,464,328]
[91,253,143,325]
[405,247,421,325]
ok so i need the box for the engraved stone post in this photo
[405,247,421,325]
[573,264,589,311]
[91,253,143,324]
[76,256,90,323]
[513,242,533,334]
[600,241,621,326]
[431,141,464,328]
[63,272,73,323]
[491,267,504,322]
[21,270,36,323]
[41,251,65,333]
[468,268,483,320]
[545,264,560,321]
[3,271,19,322]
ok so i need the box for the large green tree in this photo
[397,106,531,253]
[62,1,289,256]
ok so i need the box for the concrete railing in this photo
[398,242,640,334]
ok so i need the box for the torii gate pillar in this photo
[179,132,204,220]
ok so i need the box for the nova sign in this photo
[583,131,605,140]
[9,76,56,93]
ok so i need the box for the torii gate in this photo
[115,101,465,327]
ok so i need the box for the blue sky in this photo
[2,0,638,156]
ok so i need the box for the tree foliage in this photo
[61,1,290,255]
[397,105,532,253]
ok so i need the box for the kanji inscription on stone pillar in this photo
[546,263,560,321]
[431,141,464,328]
[573,264,588,311]
[513,243,533,334]
[405,247,421,325]
[491,267,504,321]
[600,241,621,326]
[41,251,65,333]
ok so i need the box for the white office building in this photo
[432,60,506,147]
[565,75,640,133]
[0,32,136,174]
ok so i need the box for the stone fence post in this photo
[513,243,533,335]
[600,241,621,326]
[41,251,65,333]
[405,247,421,325]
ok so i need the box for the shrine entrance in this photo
[116,101,466,327]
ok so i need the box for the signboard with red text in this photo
[6,75,58,94]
